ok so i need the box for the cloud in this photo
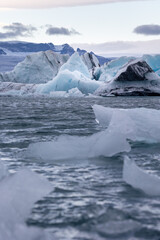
[0,22,37,39]
[71,39,160,57]
[46,26,80,36]
[134,24,160,36]
[0,0,156,9]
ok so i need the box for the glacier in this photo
[123,156,160,196]
[0,163,52,240]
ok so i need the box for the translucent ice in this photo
[123,156,160,196]
[0,167,52,240]
[27,110,131,161]
[93,105,160,143]
[37,69,100,94]
[60,52,91,78]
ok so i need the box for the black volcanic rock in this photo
[115,61,153,82]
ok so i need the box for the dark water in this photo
[1,96,160,240]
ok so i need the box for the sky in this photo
[0,0,160,56]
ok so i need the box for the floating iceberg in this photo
[0,51,69,84]
[27,129,130,161]
[123,156,160,196]
[37,52,102,95]
[27,107,131,161]
[95,56,136,82]
[0,164,52,240]
[95,60,160,96]
[93,104,160,143]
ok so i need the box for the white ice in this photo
[123,156,160,196]
[0,51,69,84]
[37,52,101,95]
[27,109,131,161]
[0,163,52,240]
[93,105,160,143]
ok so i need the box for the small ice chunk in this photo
[123,156,160,196]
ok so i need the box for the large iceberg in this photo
[37,52,102,95]
[0,50,69,84]
[95,60,160,96]
[0,163,52,240]
[94,56,136,82]
[123,156,160,196]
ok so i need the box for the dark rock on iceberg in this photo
[115,61,153,82]
[96,60,160,96]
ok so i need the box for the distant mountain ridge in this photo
[0,41,111,65]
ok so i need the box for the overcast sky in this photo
[0,0,160,56]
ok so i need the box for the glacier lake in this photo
[1,95,160,240]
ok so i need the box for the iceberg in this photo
[27,107,131,161]
[0,50,69,84]
[27,129,130,161]
[60,52,90,78]
[93,104,160,143]
[142,54,160,75]
[95,56,136,82]
[37,52,102,95]
[123,156,160,196]
[0,164,52,240]
[95,60,160,96]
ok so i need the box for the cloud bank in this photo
[0,0,155,9]
[72,39,160,57]
[46,26,80,36]
[134,24,160,36]
[0,22,37,39]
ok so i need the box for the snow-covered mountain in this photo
[0,41,75,56]
[0,41,111,66]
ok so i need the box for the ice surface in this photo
[123,156,160,196]
[27,109,131,161]
[60,52,91,78]
[50,87,84,97]
[37,69,101,95]
[93,105,160,143]
[37,53,101,95]
[0,167,52,240]
[142,54,160,74]
[0,51,69,84]
[0,162,8,181]
[97,56,136,82]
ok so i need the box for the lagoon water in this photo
[1,96,160,240]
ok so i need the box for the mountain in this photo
[0,41,111,65]
[0,41,75,56]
